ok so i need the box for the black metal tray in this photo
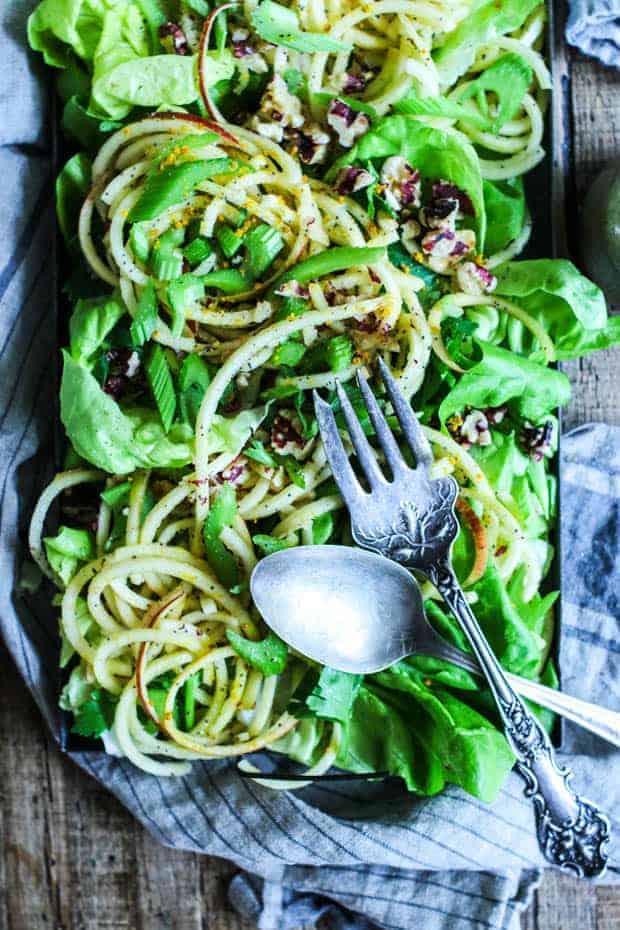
[51,1,570,788]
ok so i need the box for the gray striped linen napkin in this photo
[567,0,620,69]
[2,5,620,929]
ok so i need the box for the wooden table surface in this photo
[1,38,619,930]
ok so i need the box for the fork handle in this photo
[429,560,610,878]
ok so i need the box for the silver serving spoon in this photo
[251,545,620,748]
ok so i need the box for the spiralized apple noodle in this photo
[31,3,554,780]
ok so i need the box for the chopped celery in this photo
[130,280,158,347]
[326,335,353,372]
[167,274,205,337]
[243,224,284,282]
[216,224,245,258]
[129,159,236,222]
[183,236,213,266]
[129,223,150,263]
[145,344,176,432]
[202,269,248,294]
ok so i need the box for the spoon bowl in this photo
[252,545,433,674]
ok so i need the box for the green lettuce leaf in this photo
[69,294,125,365]
[439,341,571,425]
[44,525,95,585]
[60,351,193,472]
[494,259,620,359]
[483,178,525,256]
[346,116,486,246]
[433,0,541,88]
[56,152,92,247]
[303,668,363,723]
[337,670,515,800]
[28,0,111,68]
[60,352,265,473]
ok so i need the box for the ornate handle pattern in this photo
[428,560,610,878]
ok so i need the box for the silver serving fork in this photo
[313,359,610,878]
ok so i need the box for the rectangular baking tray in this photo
[50,0,569,760]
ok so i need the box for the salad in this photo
[27,0,620,801]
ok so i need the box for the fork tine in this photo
[334,381,386,488]
[313,391,365,507]
[356,370,408,477]
[377,357,433,469]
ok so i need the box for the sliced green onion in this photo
[130,280,159,347]
[251,0,351,53]
[216,224,245,258]
[129,159,236,222]
[183,236,213,266]
[243,224,284,282]
[275,246,386,288]
[129,223,151,263]
[202,269,248,294]
[146,344,176,432]
[167,274,205,337]
[326,335,353,372]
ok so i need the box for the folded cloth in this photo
[567,0,620,69]
[1,4,619,930]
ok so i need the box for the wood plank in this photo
[535,872,598,930]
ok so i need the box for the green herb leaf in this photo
[245,439,278,467]
[251,0,352,53]
[270,340,307,368]
[71,688,118,738]
[203,483,239,588]
[226,628,288,674]
[312,512,334,545]
[252,533,296,556]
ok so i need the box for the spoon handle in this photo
[504,673,620,749]
[428,558,610,878]
[431,639,620,748]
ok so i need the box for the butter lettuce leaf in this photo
[69,294,125,365]
[439,341,571,425]
[483,178,525,256]
[494,259,620,359]
[345,116,486,246]
[60,352,266,473]
[28,0,112,68]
